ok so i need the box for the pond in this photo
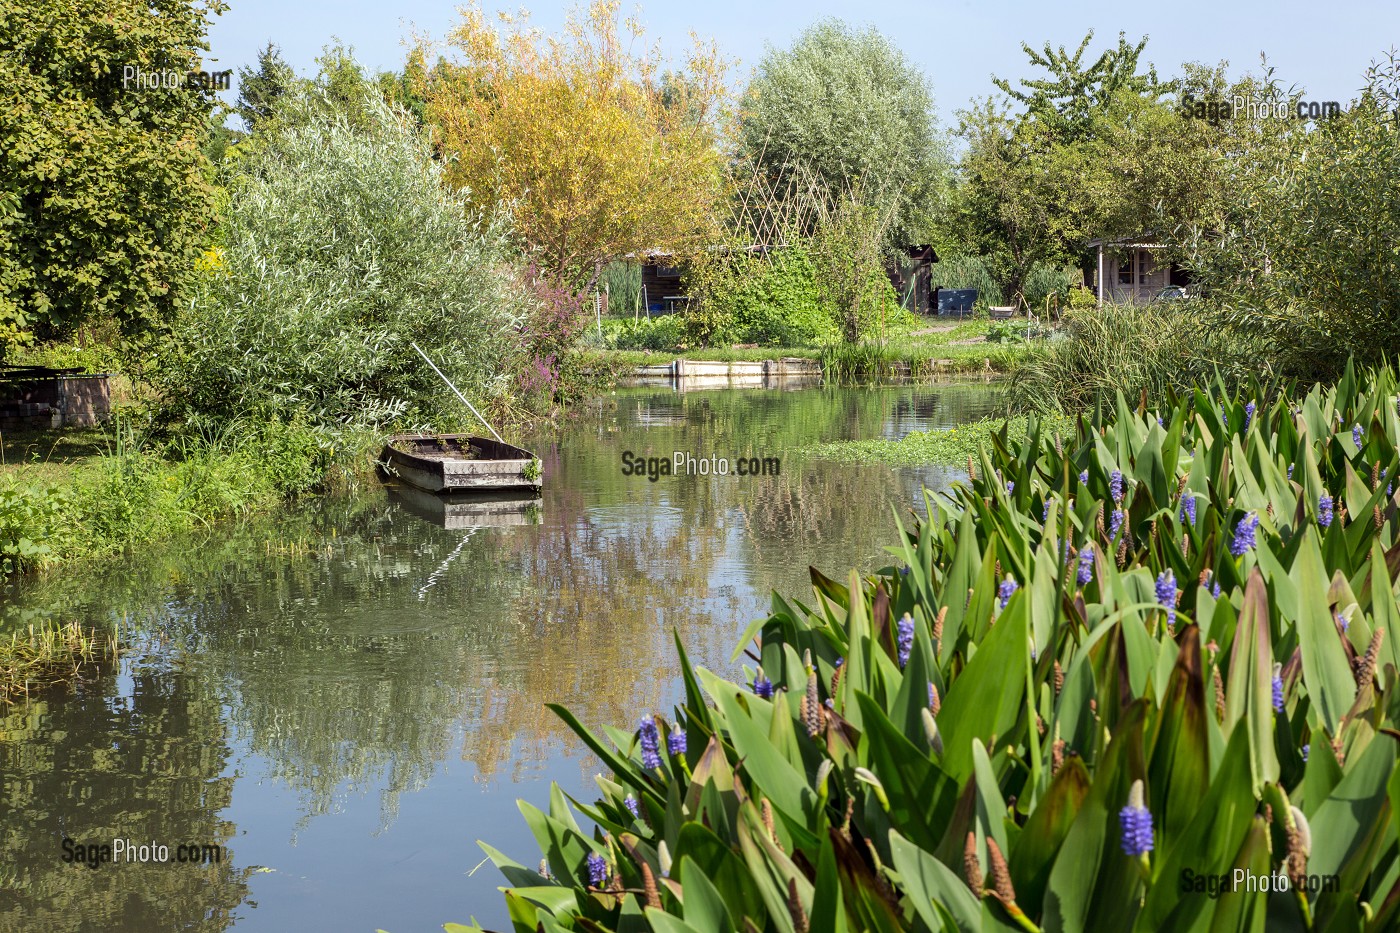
[0,382,1000,932]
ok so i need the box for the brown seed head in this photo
[933,605,947,643]
[1213,666,1226,721]
[929,683,941,716]
[1053,660,1065,694]
[986,838,1017,906]
[963,832,984,893]
[786,877,809,933]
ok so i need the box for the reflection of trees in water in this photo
[0,665,249,930]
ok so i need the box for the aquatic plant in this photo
[469,362,1400,933]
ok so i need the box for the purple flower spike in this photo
[1006,480,1015,495]
[587,852,608,886]
[1288,464,1295,480]
[1119,780,1154,857]
[1244,401,1256,429]
[1043,501,1050,523]
[1155,570,1178,629]
[1109,508,1125,541]
[896,614,915,668]
[1318,493,1334,528]
[1110,469,1124,503]
[1302,744,1310,762]
[1230,513,1260,557]
[1272,664,1284,713]
[1180,495,1197,526]
[1336,612,1350,634]
[1077,544,1095,585]
[638,718,662,769]
[752,671,774,699]
[624,795,640,817]
[998,578,1019,609]
[1354,424,1364,448]
[667,726,687,756]
[1211,580,1221,598]
[1079,470,1089,485]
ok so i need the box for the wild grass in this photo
[1010,301,1265,411]
[0,413,377,577]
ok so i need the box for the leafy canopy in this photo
[737,19,948,249]
[0,0,224,353]
[418,1,730,289]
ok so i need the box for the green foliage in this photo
[737,19,948,247]
[1178,55,1400,378]
[0,414,355,577]
[236,41,296,131]
[1018,262,1081,313]
[930,254,1003,311]
[474,362,1400,932]
[0,0,223,349]
[1011,302,1264,412]
[687,247,839,347]
[594,316,686,352]
[157,84,527,430]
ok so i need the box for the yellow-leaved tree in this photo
[418,1,730,292]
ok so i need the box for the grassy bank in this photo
[0,415,375,579]
[585,317,1037,381]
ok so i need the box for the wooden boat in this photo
[379,434,541,494]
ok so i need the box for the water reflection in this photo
[0,383,997,931]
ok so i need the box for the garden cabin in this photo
[1088,235,1191,305]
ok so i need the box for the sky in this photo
[205,0,1400,128]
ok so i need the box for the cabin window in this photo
[1117,252,1135,285]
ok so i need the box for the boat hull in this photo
[379,435,541,494]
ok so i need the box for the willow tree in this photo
[418,1,730,291]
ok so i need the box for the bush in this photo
[468,363,1400,933]
[157,87,528,432]
[1010,301,1262,411]
[1018,261,1081,313]
[686,247,840,347]
[601,316,686,352]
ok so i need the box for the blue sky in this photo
[205,0,1399,127]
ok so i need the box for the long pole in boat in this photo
[410,342,506,444]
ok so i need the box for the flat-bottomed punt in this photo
[380,434,542,494]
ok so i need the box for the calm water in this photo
[0,382,998,932]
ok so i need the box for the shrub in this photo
[468,363,1400,933]
[156,87,527,432]
[1010,300,1263,412]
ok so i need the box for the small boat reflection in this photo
[385,483,543,529]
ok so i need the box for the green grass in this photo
[805,412,1073,465]
[0,416,378,579]
[589,316,1040,376]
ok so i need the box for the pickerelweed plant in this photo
[465,362,1400,933]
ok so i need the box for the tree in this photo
[0,0,224,353]
[737,19,948,249]
[417,1,730,291]
[235,42,295,131]
[159,86,530,430]
[1179,53,1400,376]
